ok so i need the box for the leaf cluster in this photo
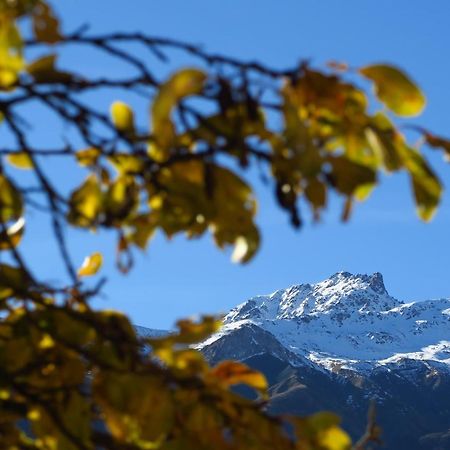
[0,1,447,448]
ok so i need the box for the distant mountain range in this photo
[137,272,450,450]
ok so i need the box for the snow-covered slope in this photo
[198,272,450,373]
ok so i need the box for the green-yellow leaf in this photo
[319,426,352,450]
[67,175,102,227]
[0,174,23,222]
[0,18,24,89]
[77,252,103,277]
[397,145,442,221]
[153,68,207,122]
[150,68,206,161]
[110,101,135,133]
[6,152,33,169]
[360,64,426,117]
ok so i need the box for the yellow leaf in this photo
[110,101,135,133]
[0,174,23,222]
[77,252,103,277]
[151,68,206,161]
[360,64,426,117]
[107,153,144,174]
[211,360,268,393]
[104,176,139,224]
[0,18,24,89]
[395,144,442,221]
[67,174,102,227]
[328,156,377,197]
[6,151,33,169]
[319,426,352,450]
[39,334,55,349]
[153,68,206,122]
[76,147,101,167]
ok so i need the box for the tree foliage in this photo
[0,1,448,448]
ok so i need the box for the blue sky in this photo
[13,1,450,329]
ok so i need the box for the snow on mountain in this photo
[198,272,450,373]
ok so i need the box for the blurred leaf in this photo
[175,316,222,345]
[0,217,25,251]
[6,152,33,169]
[0,175,23,222]
[292,412,351,450]
[27,53,73,83]
[0,18,24,89]
[77,252,103,277]
[76,147,101,167]
[424,132,450,161]
[210,360,268,393]
[150,68,206,161]
[153,68,206,122]
[32,1,61,43]
[399,145,442,221]
[107,153,144,174]
[104,176,139,225]
[360,64,426,117]
[110,101,135,133]
[231,233,259,264]
[328,156,377,197]
[0,264,31,299]
[67,175,102,227]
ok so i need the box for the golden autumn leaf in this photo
[67,175,102,227]
[210,360,268,393]
[0,18,24,89]
[153,68,207,122]
[0,175,24,222]
[6,151,33,169]
[77,252,103,277]
[110,101,135,133]
[360,64,426,117]
[150,68,206,161]
[76,147,101,167]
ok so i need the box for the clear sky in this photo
[14,1,450,329]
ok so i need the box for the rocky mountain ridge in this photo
[198,272,450,374]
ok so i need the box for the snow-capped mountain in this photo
[198,271,450,374]
[137,273,450,449]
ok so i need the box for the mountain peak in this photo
[218,272,450,375]
[329,271,387,295]
[225,271,400,324]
